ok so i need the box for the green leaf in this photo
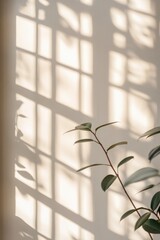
[120,209,137,221]
[64,128,78,134]
[117,156,134,169]
[138,184,155,193]
[157,206,160,216]
[124,167,159,187]
[107,141,128,151]
[135,213,151,230]
[148,145,160,161]
[74,139,95,144]
[139,127,160,139]
[77,163,109,172]
[95,121,118,132]
[64,122,92,134]
[76,122,92,130]
[151,191,160,211]
[101,175,117,191]
[143,219,160,234]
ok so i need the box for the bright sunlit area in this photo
[10,0,160,240]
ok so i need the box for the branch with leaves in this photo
[66,123,160,239]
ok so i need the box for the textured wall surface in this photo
[2,0,160,240]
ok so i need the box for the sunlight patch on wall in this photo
[38,58,52,98]
[55,163,79,214]
[55,114,80,170]
[37,105,52,155]
[15,155,36,189]
[128,11,156,48]
[16,16,36,53]
[57,3,79,32]
[80,176,93,221]
[80,0,93,5]
[79,132,92,170]
[111,8,127,32]
[16,188,35,228]
[128,55,157,87]
[55,213,94,240]
[81,75,93,117]
[56,31,79,69]
[16,94,36,146]
[19,0,36,18]
[129,0,155,15]
[37,201,52,239]
[80,13,93,37]
[16,50,36,92]
[38,0,50,19]
[128,90,155,134]
[39,0,50,6]
[109,51,126,86]
[108,191,125,236]
[38,236,47,240]
[109,87,127,129]
[126,151,151,198]
[38,24,52,59]
[56,66,79,110]
[80,40,93,74]
[114,0,127,4]
[38,9,46,21]
[80,229,94,240]
[113,33,126,49]
[37,154,52,198]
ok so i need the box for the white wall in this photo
[2,0,160,240]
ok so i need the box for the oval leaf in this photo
[107,141,128,151]
[139,127,160,139]
[157,206,160,216]
[95,121,118,132]
[151,191,160,211]
[117,156,134,169]
[120,209,137,221]
[76,122,92,130]
[64,122,92,134]
[77,163,109,172]
[101,175,117,191]
[124,167,159,187]
[143,219,160,234]
[135,213,151,230]
[74,139,95,144]
[149,145,160,161]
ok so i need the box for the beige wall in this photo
[1,0,160,240]
[1,1,16,239]
[0,1,4,238]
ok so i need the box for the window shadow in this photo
[13,0,160,240]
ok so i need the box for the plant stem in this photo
[92,130,154,240]
[139,207,160,220]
